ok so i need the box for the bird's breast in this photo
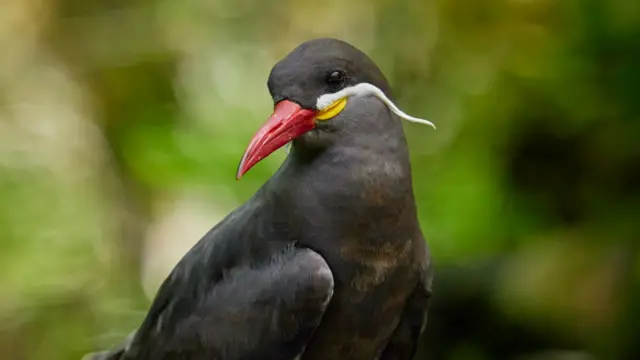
[300,235,419,360]
[339,237,413,294]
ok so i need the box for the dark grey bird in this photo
[85,37,435,360]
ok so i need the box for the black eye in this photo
[326,70,346,87]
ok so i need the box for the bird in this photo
[85,37,435,360]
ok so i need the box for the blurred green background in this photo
[0,0,638,359]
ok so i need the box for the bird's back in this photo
[123,197,296,359]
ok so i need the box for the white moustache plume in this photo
[316,83,436,129]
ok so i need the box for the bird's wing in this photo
[119,246,334,360]
[379,256,433,360]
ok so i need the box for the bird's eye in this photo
[326,70,346,88]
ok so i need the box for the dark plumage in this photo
[85,38,433,360]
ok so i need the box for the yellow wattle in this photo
[315,98,347,120]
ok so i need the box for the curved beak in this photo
[237,100,316,179]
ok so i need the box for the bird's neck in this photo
[262,131,420,246]
[286,130,414,189]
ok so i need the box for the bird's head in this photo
[236,38,435,179]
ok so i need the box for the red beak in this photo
[236,100,316,179]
